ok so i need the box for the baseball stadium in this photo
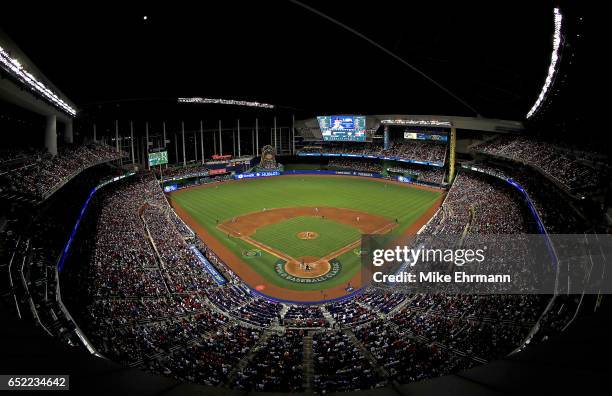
[0,2,610,395]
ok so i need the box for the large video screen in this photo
[148,151,168,166]
[318,115,367,142]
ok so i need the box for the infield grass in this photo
[169,176,441,291]
[251,216,360,258]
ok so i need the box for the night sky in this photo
[0,1,582,120]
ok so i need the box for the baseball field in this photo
[168,175,443,302]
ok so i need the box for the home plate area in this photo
[217,206,394,283]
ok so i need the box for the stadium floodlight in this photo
[526,8,563,119]
[0,44,77,117]
[380,119,452,127]
[178,97,275,109]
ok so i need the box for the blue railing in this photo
[57,172,135,273]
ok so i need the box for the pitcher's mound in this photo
[297,231,319,240]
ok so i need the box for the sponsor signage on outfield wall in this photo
[395,175,444,188]
[283,170,383,178]
[189,245,226,285]
[296,152,444,167]
[233,169,390,179]
[397,176,415,183]
[232,170,446,189]
[234,170,281,179]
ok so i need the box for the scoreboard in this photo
[148,151,168,166]
[318,115,367,142]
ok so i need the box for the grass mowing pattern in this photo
[169,176,441,291]
[251,216,360,258]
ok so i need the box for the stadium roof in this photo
[0,1,587,120]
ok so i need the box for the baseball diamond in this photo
[169,174,444,302]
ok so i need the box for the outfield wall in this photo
[231,169,446,190]
[162,168,446,194]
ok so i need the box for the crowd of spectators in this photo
[1,164,129,347]
[472,135,607,192]
[145,324,260,386]
[143,204,216,293]
[1,123,594,396]
[354,320,474,383]
[86,296,207,328]
[390,304,531,361]
[387,163,445,184]
[6,163,573,394]
[283,306,327,327]
[355,293,407,314]
[326,300,379,326]
[327,158,382,173]
[87,175,167,298]
[382,140,446,164]
[299,139,447,165]
[154,164,210,180]
[233,330,304,392]
[301,157,446,184]
[91,310,227,364]
[424,170,534,235]
[0,147,41,166]
[463,162,585,233]
[234,299,282,327]
[313,330,385,392]
[0,143,126,199]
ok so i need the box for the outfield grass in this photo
[251,216,361,258]
[169,176,441,291]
